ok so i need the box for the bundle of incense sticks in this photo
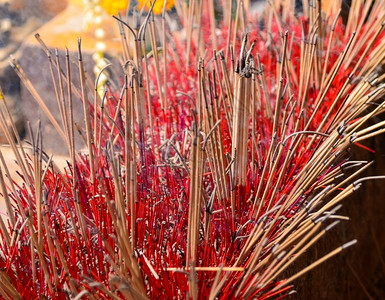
[0,0,385,298]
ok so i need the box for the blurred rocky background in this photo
[0,0,68,143]
[0,0,122,153]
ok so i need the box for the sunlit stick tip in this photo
[325,220,341,232]
[342,239,357,250]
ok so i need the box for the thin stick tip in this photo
[342,239,358,249]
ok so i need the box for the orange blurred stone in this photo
[26,0,123,54]
[322,0,342,15]
[8,0,68,18]
[41,0,69,15]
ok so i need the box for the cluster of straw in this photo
[0,0,384,299]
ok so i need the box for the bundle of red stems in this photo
[0,0,385,299]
